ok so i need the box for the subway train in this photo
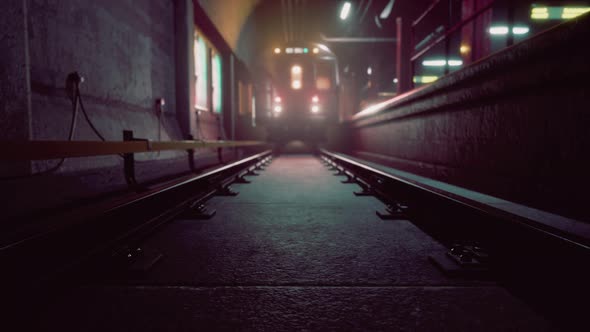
[267,43,339,143]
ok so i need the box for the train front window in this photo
[315,60,333,91]
[291,65,303,90]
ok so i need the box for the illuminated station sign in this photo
[531,6,590,20]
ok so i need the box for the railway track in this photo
[1,150,273,288]
[2,149,588,329]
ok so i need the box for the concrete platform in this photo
[30,155,552,331]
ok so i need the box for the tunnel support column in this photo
[174,0,195,137]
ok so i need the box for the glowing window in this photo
[194,32,208,111]
[291,65,302,90]
[315,61,333,90]
[252,95,256,127]
[211,51,222,113]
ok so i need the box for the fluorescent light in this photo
[286,47,294,54]
[530,6,590,20]
[531,12,549,19]
[340,2,351,20]
[380,0,395,19]
[531,7,548,14]
[447,60,463,67]
[274,48,281,54]
[393,78,398,83]
[413,76,438,84]
[562,7,590,19]
[512,26,530,35]
[563,7,590,13]
[489,26,509,35]
[367,67,372,75]
[530,7,549,20]
[294,47,303,54]
[422,59,446,67]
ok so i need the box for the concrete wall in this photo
[0,0,258,217]
[344,15,590,219]
[26,0,183,173]
[0,0,33,174]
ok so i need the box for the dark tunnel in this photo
[1,0,589,330]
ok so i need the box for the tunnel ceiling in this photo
[198,0,432,72]
[196,0,263,52]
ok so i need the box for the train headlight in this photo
[311,105,320,113]
[274,105,282,113]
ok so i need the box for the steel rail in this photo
[319,149,590,250]
[1,150,273,287]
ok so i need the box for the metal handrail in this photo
[412,0,443,27]
[0,139,266,161]
[411,1,496,62]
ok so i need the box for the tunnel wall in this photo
[0,0,259,218]
[26,0,183,173]
[346,16,590,218]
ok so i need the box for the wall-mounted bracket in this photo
[123,130,148,192]
[187,134,196,172]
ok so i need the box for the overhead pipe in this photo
[320,34,396,43]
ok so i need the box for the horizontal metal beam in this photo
[320,34,396,43]
[0,140,266,161]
